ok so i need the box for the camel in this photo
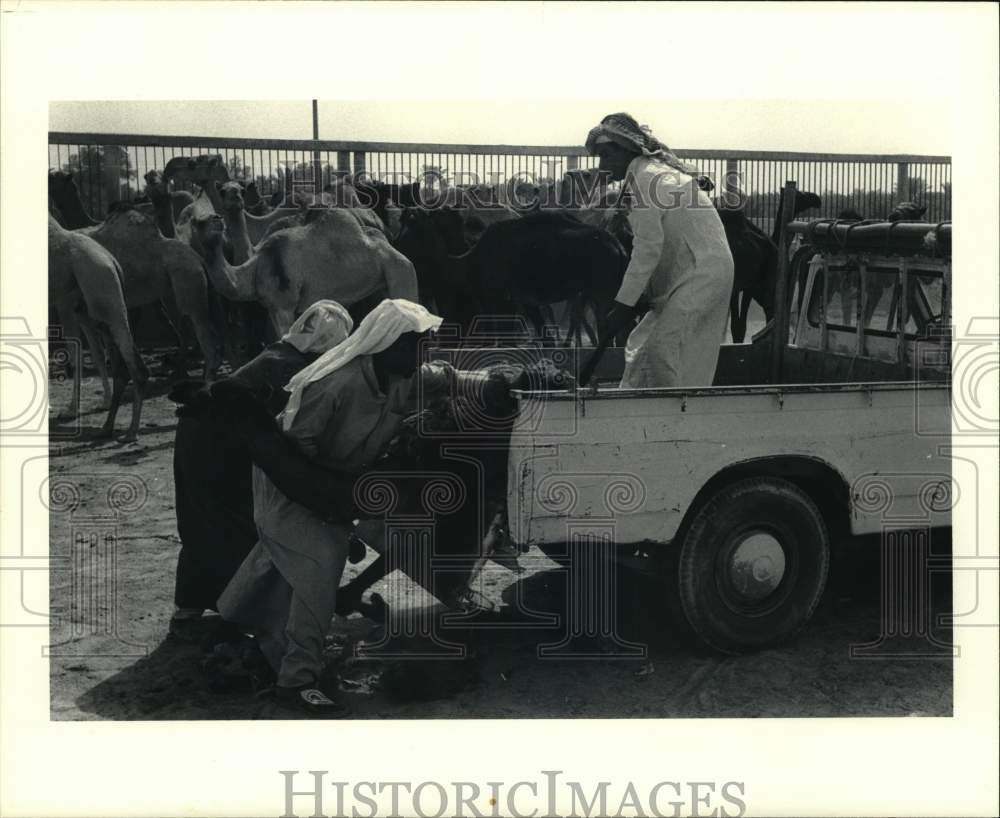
[48,171,100,229]
[193,207,419,334]
[162,154,230,189]
[176,179,302,247]
[717,208,779,342]
[247,179,388,244]
[49,170,207,360]
[143,170,180,238]
[86,207,223,379]
[724,187,821,338]
[49,169,192,228]
[242,181,271,215]
[217,181,255,263]
[48,216,147,440]
[772,188,821,243]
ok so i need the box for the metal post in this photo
[312,100,322,197]
[896,162,909,205]
[769,180,798,384]
[856,260,868,356]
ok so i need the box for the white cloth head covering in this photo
[281,299,443,431]
[280,300,354,354]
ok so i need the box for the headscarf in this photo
[281,299,443,431]
[585,112,701,176]
[281,300,354,354]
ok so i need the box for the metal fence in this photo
[48,132,952,227]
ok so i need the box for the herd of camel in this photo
[47,152,930,443]
[48,155,423,441]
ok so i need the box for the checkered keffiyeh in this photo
[585,112,700,176]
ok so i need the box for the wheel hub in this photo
[727,531,787,603]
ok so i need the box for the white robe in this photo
[217,358,452,686]
[616,157,734,388]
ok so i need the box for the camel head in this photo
[192,213,226,247]
[48,169,80,202]
[889,201,927,222]
[695,175,715,193]
[505,179,541,210]
[243,180,261,205]
[219,181,245,213]
[792,190,822,216]
[163,154,231,187]
[144,170,170,204]
[559,168,610,208]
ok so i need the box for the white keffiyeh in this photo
[281,299,442,431]
[280,300,353,354]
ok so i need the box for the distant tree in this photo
[61,144,137,218]
[900,175,927,202]
[225,154,244,180]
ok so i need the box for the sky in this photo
[49,99,952,156]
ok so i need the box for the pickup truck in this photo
[429,217,952,654]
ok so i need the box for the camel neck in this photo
[224,208,253,264]
[201,233,256,302]
[206,237,229,271]
[55,192,99,229]
[203,181,224,214]
[151,196,176,238]
[772,192,786,245]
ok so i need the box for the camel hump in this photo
[100,207,161,238]
[257,234,293,292]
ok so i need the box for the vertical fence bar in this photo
[896,161,909,206]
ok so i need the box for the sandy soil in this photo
[47,353,953,721]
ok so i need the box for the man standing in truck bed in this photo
[587,113,734,388]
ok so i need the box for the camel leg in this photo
[169,274,223,382]
[98,317,148,442]
[563,299,578,348]
[729,287,744,343]
[52,298,82,420]
[546,303,563,345]
[530,302,557,345]
[98,337,125,439]
[79,321,112,409]
[157,301,186,349]
[579,300,599,347]
[737,291,753,343]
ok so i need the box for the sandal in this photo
[275,682,349,718]
[445,587,496,614]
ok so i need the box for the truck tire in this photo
[675,476,829,654]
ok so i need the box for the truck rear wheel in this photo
[674,477,829,654]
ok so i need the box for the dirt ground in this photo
[47,353,953,721]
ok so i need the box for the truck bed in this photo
[508,375,950,547]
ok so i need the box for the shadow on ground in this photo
[71,536,954,721]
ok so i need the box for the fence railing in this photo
[48,131,952,227]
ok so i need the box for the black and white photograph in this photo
[2,2,998,817]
